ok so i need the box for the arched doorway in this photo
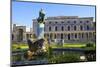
[18,29,23,42]
[61,33,63,39]
[68,34,70,40]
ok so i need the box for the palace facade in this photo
[33,16,96,43]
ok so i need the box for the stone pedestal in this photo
[37,23,44,39]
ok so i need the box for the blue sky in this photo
[12,1,95,28]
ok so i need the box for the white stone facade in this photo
[33,16,96,43]
[12,24,33,43]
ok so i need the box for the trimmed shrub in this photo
[86,43,94,47]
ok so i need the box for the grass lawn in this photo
[12,43,96,51]
[12,43,28,51]
[51,43,96,50]
[51,43,86,48]
[63,43,86,48]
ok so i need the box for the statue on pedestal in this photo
[37,9,45,39]
[25,9,48,60]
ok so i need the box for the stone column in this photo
[78,33,81,40]
[76,33,78,40]
[73,33,75,40]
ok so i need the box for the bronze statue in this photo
[37,9,45,24]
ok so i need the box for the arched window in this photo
[50,33,52,39]
[55,21,58,24]
[74,21,76,23]
[80,21,82,23]
[82,33,84,38]
[49,26,51,31]
[61,33,63,39]
[55,26,57,31]
[87,25,89,30]
[61,26,64,31]
[74,26,77,31]
[68,26,70,31]
[86,20,89,23]
[80,25,83,30]
[75,33,77,38]
[68,34,70,40]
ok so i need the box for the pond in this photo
[12,48,96,66]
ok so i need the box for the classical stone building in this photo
[33,16,96,43]
[12,24,33,43]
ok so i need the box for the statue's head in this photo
[40,8,45,15]
[37,9,45,23]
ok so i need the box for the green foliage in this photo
[12,55,22,61]
[49,53,80,63]
[47,46,53,58]
[16,46,21,49]
[86,43,94,47]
